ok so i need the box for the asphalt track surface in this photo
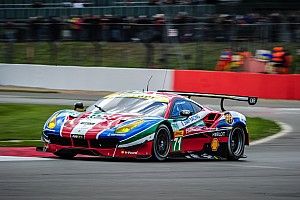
[1,92,300,200]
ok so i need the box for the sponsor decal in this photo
[121,151,138,155]
[186,126,205,134]
[70,118,103,135]
[71,134,84,139]
[80,122,95,125]
[224,112,233,124]
[171,112,207,131]
[181,114,201,127]
[212,131,226,137]
[88,112,104,119]
[248,97,257,105]
[109,133,126,137]
[174,130,184,138]
[211,138,219,151]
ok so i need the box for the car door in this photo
[169,99,206,153]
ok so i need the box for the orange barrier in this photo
[173,70,300,100]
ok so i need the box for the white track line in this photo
[0,156,53,162]
[0,140,40,143]
[225,163,284,169]
[250,121,292,146]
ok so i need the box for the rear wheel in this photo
[226,126,245,161]
[54,149,77,159]
[152,124,171,161]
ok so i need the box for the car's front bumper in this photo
[37,140,153,159]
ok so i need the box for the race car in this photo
[37,90,257,161]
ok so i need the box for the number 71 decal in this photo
[172,137,182,152]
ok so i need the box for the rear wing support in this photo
[157,90,258,112]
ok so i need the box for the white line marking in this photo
[0,140,40,143]
[0,156,53,162]
[250,121,292,146]
[274,108,300,111]
[225,164,284,169]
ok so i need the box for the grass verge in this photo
[247,117,281,142]
[0,103,72,147]
[0,103,281,147]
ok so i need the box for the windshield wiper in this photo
[94,105,106,112]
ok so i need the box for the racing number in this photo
[173,137,182,152]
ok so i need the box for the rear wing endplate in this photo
[157,90,258,112]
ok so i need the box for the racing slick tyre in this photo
[54,149,77,159]
[152,124,171,161]
[226,125,246,161]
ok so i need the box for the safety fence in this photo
[0,22,299,72]
[0,5,215,19]
[3,22,298,43]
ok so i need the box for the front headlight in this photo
[115,120,144,134]
[47,114,58,129]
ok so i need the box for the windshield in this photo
[86,97,168,117]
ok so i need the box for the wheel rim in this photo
[155,128,170,158]
[230,127,244,156]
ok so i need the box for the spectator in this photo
[153,14,165,42]
[110,16,124,42]
[29,16,42,41]
[83,15,100,41]
[49,16,61,42]
[271,46,292,74]
[3,21,16,42]
[173,12,198,42]
[69,16,82,41]
[215,48,233,71]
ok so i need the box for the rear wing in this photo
[157,90,258,112]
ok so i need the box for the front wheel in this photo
[226,126,245,161]
[152,124,171,161]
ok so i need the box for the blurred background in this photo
[0,0,299,73]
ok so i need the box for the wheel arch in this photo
[151,120,173,161]
[158,120,174,139]
[233,122,249,145]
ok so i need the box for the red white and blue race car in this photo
[38,90,257,161]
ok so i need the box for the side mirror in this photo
[180,110,192,117]
[74,102,84,111]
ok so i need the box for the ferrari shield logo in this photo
[224,112,233,124]
[211,138,219,152]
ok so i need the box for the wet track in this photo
[1,92,300,200]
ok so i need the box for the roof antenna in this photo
[146,75,153,91]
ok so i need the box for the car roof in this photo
[104,91,184,103]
